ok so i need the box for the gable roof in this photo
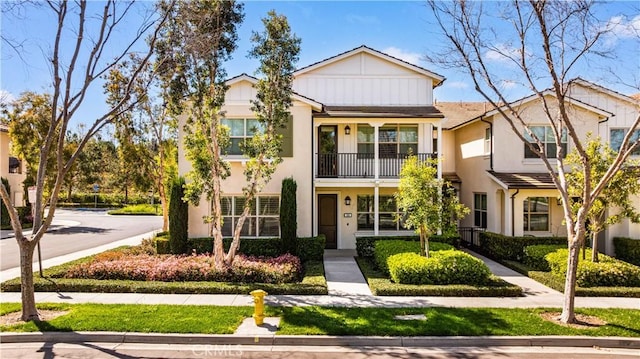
[226,73,323,111]
[448,90,613,131]
[294,45,446,87]
[571,78,640,105]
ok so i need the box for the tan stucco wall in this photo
[178,102,314,239]
[0,129,26,206]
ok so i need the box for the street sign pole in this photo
[27,186,43,277]
[93,184,99,208]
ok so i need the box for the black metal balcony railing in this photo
[316,153,435,178]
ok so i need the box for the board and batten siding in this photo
[294,52,434,106]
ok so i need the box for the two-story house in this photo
[0,124,26,206]
[179,46,449,249]
[443,79,640,255]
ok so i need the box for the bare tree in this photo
[0,0,172,322]
[427,0,639,323]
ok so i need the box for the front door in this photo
[318,194,337,249]
[318,126,337,177]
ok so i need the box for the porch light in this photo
[344,125,351,135]
[344,196,351,206]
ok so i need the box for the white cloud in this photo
[446,81,469,89]
[0,90,15,105]
[382,47,423,65]
[345,14,379,25]
[485,43,523,63]
[603,14,640,38]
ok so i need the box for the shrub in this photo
[280,177,297,255]
[65,253,303,284]
[545,249,640,287]
[155,238,171,255]
[169,176,188,254]
[356,234,460,258]
[374,240,454,274]
[523,244,565,271]
[1,178,10,227]
[189,237,282,257]
[478,232,566,261]
[387,251,491,285]
[296,235,325,262]
[614,237,640,266]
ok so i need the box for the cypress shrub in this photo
[1,178,10,227]
[614,237,640,266]
[280,177,297,254]
[168,176,188,254]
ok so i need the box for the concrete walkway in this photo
[323,249,372,296]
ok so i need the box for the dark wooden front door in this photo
[318,194,337,249]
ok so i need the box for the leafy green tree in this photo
[0,1,172,322]
[280,177,297,254]
[396,156,469,257]
[566,137,640,262]
[225,10,302,261]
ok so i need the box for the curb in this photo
[1,332,639,349]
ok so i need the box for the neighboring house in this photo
[442,79,640,255]
[178,46,639,252]
[179,46,448,249]
[0,124,26,206]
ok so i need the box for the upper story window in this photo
[484,127,491,155]
[221,117,293,157]
[610,128,640,156]
[9,157,22,174]
[524,126,567,159]
[357,124,418,158]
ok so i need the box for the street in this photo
[0,209,162,271]
[0,343,637,359]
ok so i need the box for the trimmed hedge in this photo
[373,240,454,274]
[528,270,640,297]
[523,244,565,271]
[545,249,640,287]
[356,234,461,258]
[614,237,640,266]
[388,251,492,285]
[188,235,325,262]
[478,232,566,261]
[355,257,522,297]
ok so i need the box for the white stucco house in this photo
[178,46,640,253]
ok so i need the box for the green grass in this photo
[0,303,251,333]
[356,257,522,297]
[270,307,640,337]
[2,303,638,337]
[108,204,161,215]
[0,249,328,295]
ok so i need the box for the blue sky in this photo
[1,1,638,127]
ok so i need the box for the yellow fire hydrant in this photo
[250,289,267,325]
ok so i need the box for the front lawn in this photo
[356,257,522,297]
[2,303,639,337]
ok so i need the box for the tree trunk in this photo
[67,184,72,203]
[591,231,599,263]
[19,238,39,321]
[159,182,169,232]
[560,236,581,323]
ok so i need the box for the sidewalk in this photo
[1,244,638,309]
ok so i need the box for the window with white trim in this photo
[523,197,549,232]
[610,128,640,155]
[357,195,405,231]
[221,196,280,237]
[484,127,491,154]
[474,193,487,228]
[524,126,567,159]
[221,118,264,155]
[357,124,418,158]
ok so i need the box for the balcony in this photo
[316,153,435,179]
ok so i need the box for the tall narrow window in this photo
[524,126,567,158]
[484,127,491,154]
[474,193,487,228]
[357,195,374,230]
[523,197,549,231]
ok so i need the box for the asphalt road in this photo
[0,343,636,359]
[0,208,162,270]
